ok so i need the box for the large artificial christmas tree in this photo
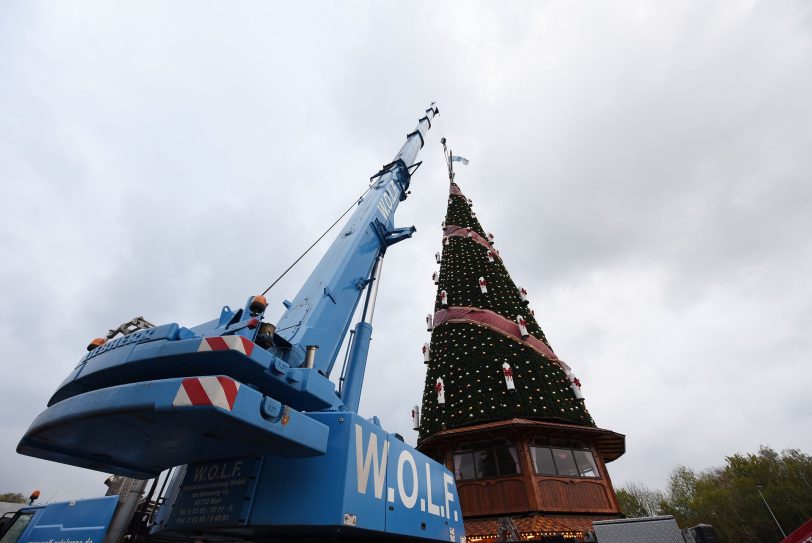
[416,175,625,542]
[419,183,593,439]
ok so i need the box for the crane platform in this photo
[17,374,329,479]
[47,320,341,412]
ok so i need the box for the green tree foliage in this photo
[627,446,812,542]
[419,184,594,439]
[616,482,664,518]
[662,465,699,521]
[0,492,27,504]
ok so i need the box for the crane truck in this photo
[8,103,464,543]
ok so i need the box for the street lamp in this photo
[756,485,787,539]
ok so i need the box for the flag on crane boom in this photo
[451,155,469,165]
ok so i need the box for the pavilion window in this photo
[531,437,600,479]
[453,438,521,481]
[493,439,520,476]
[552,448,579,476]
[530,444,556,475]
[573,449,599,477]
[454,444,477,481]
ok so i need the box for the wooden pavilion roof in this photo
[418,418,626,462]
[464,513,619,541]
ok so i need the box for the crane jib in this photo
[275,104,437,377]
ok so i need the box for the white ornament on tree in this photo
[435,251,442,263]
[435,378,446,405]
[466,227,473,238]
[519,287,529,305]
[422,342,431,363]
[443,236,449,246]
[432,271,439,284]
[502,362,515,391]
[486,250,495,263]
[478,277,488,294]
[487,232,495,244]
[568,372,584,400]
[426,314,433,331]
[411,405,420,430]
[517,315,529,339]
[440,290,448,307]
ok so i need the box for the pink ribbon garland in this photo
[433,306,571,374]
[440,185,572,374]
[443,225,498,256]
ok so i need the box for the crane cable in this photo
[262,107,440,297]
[260,184,374,296]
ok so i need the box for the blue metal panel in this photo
[47,333,341,412]
[17,496,118,543]
[245,413,377,530]
[385,436,464,542]
[153,413,465,542]
[18,376,328,478]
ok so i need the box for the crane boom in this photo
[276,104,438,379]
[15,103,465,543]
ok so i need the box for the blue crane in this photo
[15,104,465,543]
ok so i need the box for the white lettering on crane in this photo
[193,460,243,482]
[352,422,461,524]
[443,472,455,519]
[355,424,389,499]
[397,449,419,509]
[425,463,441,516]
[375,180,400,221]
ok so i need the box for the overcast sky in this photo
[1,1,811,502]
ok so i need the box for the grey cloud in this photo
[1,0,810,501]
